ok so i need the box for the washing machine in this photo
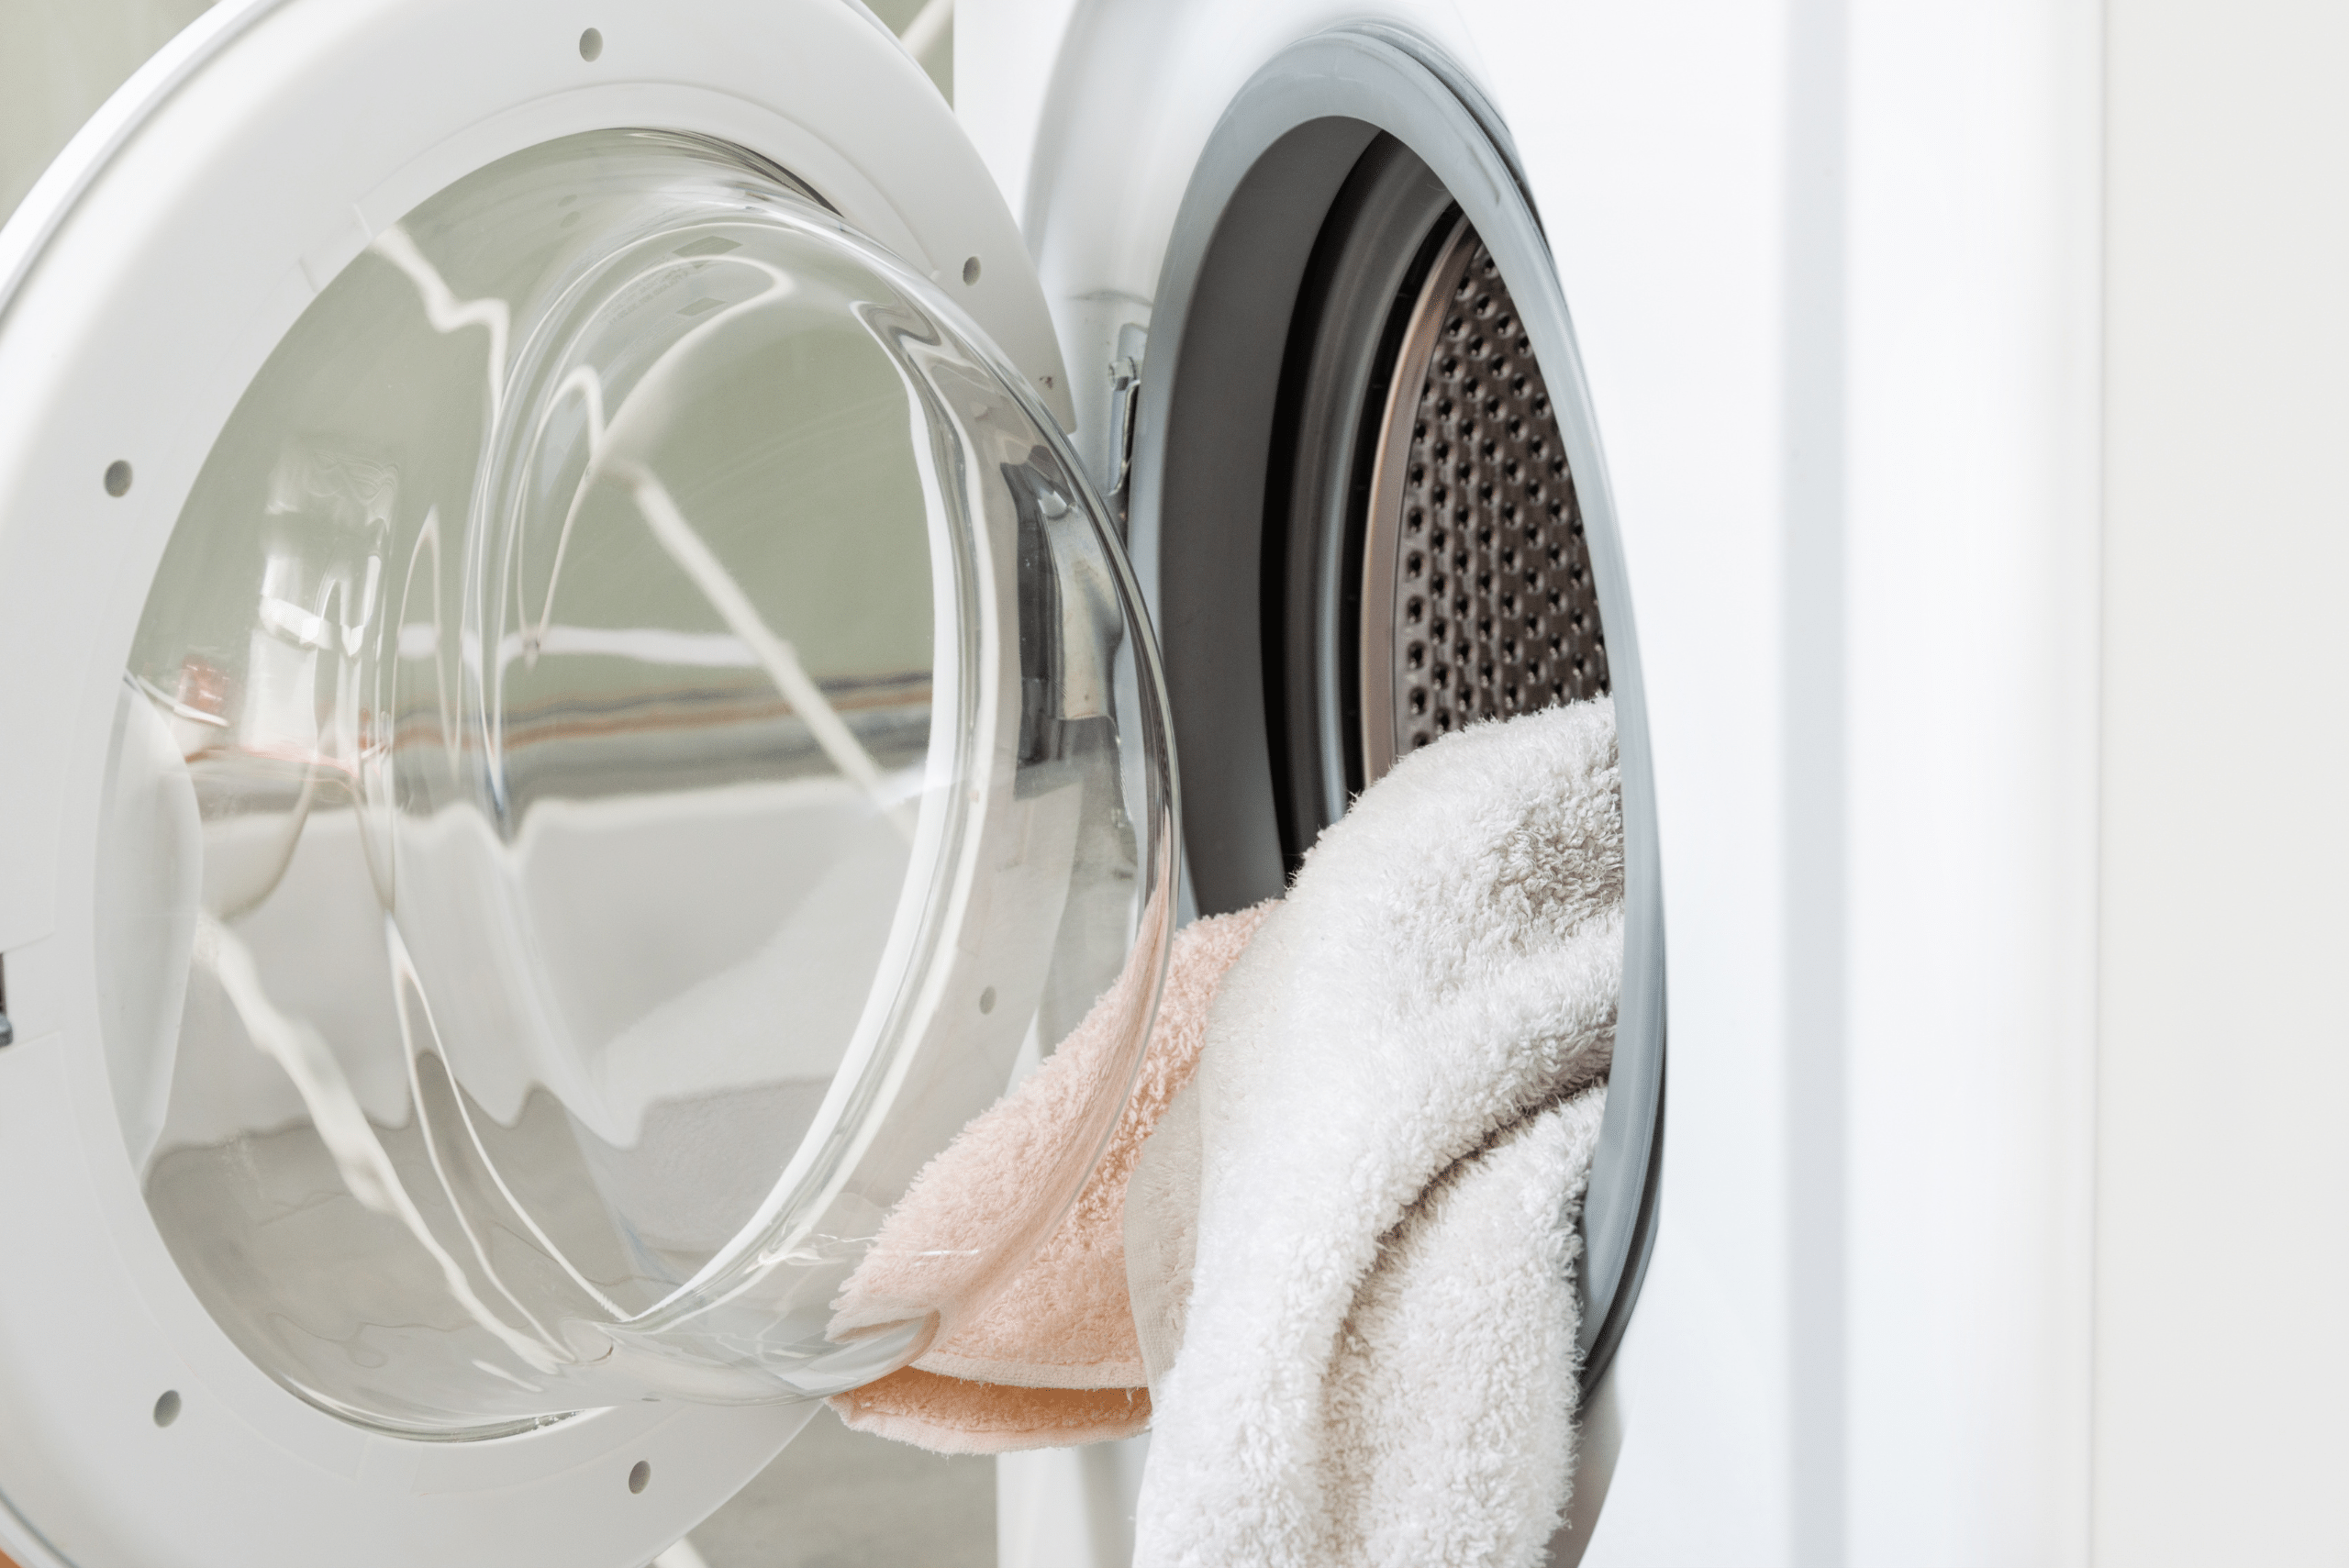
[4,2,1663,1563]
[0,0,2104,1563]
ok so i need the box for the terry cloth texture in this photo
[1129,697,1622,1568]
[827,902,1275,1454]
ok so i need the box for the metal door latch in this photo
[1107,353,1142,529]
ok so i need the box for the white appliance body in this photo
[962,2,2099,1563]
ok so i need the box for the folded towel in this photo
[1129,698,1622,1568]
[826,902,1275,1452]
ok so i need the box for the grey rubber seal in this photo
[1125,26,1664,1394]
[1264,134,1459,864]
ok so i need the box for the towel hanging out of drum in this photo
[828,698,1622,1564]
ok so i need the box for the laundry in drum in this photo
[93,128,1175,1440]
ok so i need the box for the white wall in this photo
[0,0,215,231]
[2097,2,2349,1561]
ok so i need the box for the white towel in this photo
[1127,698,1623,1568]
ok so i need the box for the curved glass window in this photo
[94,130,1174,1436]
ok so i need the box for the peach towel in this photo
[827,902,1275,1453]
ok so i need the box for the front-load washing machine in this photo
[0,0,2103,1562]
[0,2,1664,1562]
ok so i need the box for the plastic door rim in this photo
[0,2,1077,1563]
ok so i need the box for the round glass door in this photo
[93,129,1174,1438]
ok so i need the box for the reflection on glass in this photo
[95,131,1174,1436]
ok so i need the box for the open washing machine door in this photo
[0,3,1174,1562]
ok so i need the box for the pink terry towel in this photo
[826,901,1274,1453]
